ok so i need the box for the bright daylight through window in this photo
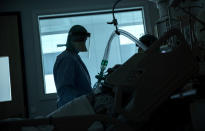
[39,9,145,94]
[0,56,12,102]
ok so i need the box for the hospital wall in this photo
[0,0,159,117]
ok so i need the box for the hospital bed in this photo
[0,29,199,131]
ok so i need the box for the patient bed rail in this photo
[0,114,133,131]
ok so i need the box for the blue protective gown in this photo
[53,49,92,108]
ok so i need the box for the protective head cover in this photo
[66,25,91,51]
[138,34,158,47]
[138,34,158,53]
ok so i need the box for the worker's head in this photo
[66,25,90,52]
[137,34,158,53]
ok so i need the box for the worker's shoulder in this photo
[57,51,78,63]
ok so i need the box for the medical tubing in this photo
[100,29,148,72]
[119,29,148,50]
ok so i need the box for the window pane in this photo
[39,9,145,94]
[41,33,67,54]
[119,25,145,63]
[0,56,12,102]
[44,74,56,94]
[119,25,144,45]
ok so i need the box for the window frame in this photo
[0,12,28,118]
[34,6,148,100]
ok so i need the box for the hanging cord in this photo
[95,0,122,83]
[107,0,122,35]
[176,5,205,49]
[178,6,205,32]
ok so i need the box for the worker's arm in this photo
[54,57,82,107]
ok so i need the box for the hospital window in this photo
[0,56,12,102]
[38,8,145,94]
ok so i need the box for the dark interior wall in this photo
[0,0,159,117]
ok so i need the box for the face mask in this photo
[72,41,87,52]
